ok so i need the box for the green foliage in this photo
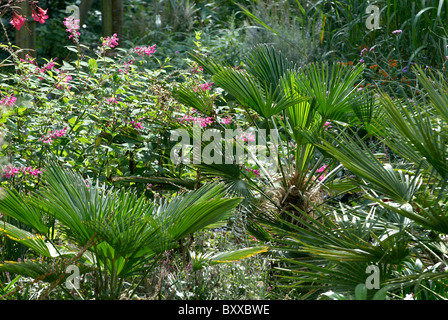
[0,162,244,299]
[3,0,448,301]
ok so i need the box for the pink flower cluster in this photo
[191,63,203,74]
[63,16,80,41]
[42,127,67,144]
[194,83,214,92]
[117,45,156,73]
[32,7,49,24]
[236,131,255,142]
[0,94,17,106]
[221,117,232,125]
[245,167,260,176]
[324,121,332,130]
[10,11,26,30]
[107,97,118,104]
[119,59,134,73]
[57,73,72,90]
[103,33,119,48]
[19,55,57,81]
[10,5,48,30]
[3,166,42,179]
[42,59,56,71]
[134,45,156,57]
[316,165,328,181]
[129,120,144,130]
[19,54,36,65]
[179,114,214,127]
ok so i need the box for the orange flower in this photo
[388,59,398,67]
[379,69,389,77]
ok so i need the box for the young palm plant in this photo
[261,64,448,299]
[0,162,250,299]
[204,45,368,218]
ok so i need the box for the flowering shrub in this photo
[0,8,185,193]
[0,6,252,197]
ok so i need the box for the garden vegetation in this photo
[0,0,447,300]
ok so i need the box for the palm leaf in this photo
[155,182,241,240]
[0,189,50,235]
[210,246,268,264]
[318,130,423,204]
[0,260,92,284]
[294,61,365,121]
[213,67,307,118]
[0,221,54,258]
[173,83,215,116]
[246,44,297,90]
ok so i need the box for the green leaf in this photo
[372,285,391,300]
[0,221,53,257]
[355,283,367,300]
[88,58,98,73]
[210,246,268,264]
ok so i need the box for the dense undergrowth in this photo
[0,0,447,300]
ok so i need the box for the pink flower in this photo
[43,136,53,144]
[10,11,26,30]
[45,59,56,70]
[199,117,214,127]
[42,127,67,143]
[63,16,80,41]
[323,121,332,130]
[103,33,119,48]
[0,94,17,106]
[392,30,402,34]
[3,166,42,179]
[107,97,118,104]
[53,128,67,137]
[32,7,48,24]
[316,165,328,173]
[178,115,214,127]
[222,117,232,125]
[119,59,136,73]
[178,114,194,123]
[252,169,260,176]
[10,167,19,177]
[194,83,214,92]
[316,165,328,181]
[191,64,203,73]
[29,169,42,176]
[134,45,156,57]
[130,120,144,130]
[57,73,72,89]
[236,132,255,142]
